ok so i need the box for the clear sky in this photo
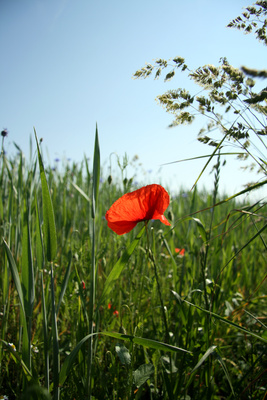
[1,0,266,201]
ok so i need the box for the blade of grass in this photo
[56,251,72,315]
[0,339,33,380]
[174,295,267,343]
[34,128,57,262]
[21,201,34,371]
[35,196,49,390]
[2,239,30,372]
[87,124,100,399]
[50,264,60,400]
[97,225,146,309]
[59,331,191,386]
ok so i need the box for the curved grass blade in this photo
[2,238,30,370]
[0,339,32,380]
[97,225,146,309]
[178,297,267,344]
[218,221,267,276]
[170,179,267,232]
[101,331,192,354]
[161,152,245,166]
[191,345,217,373]
[34,128,57,262]
[56,251,72,315]
[2,238,26,318]
[59,331,191,386]
[71,181,90,202]
[191,132,228,190]
[215,348,235,396]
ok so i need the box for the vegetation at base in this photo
[0,2,267,399]
[0,137,266,399]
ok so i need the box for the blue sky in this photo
[1,0,266,200]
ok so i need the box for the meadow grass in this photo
[0,132,266,400]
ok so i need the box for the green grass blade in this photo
[191,345,217,373]
[59,331,191,386]
[35,195,45,270]
[220,221,267,275]
[215,348,235,396]
[101,331,192,354]
[2,239,31,370]
[22,203,35,319]
[41,271,50,391]
[21,202,34,371]
[161,152,245,166]
[34,129,57,262]
[71,181,90,202]
[56,251,72,315]
[91,123,100,219]
[97,225,146,308]
[191,132,228,190]
[2,238,26,318]
[180,298,267,343]
[0,339,32,380]
[50,265,60,400]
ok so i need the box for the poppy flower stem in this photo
[144,222,170,343]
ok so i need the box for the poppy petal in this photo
[105,184,170,235]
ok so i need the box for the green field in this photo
[0,131,266,400]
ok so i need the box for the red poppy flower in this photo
[105,184,171,235]
[175,248,185,256]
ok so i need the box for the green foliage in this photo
[0,3,267,399]
[0,140,266,398]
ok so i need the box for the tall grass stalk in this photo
[87,125,100,399]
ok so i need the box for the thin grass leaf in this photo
[192,217,207,242]
[35,195,45,270]
[50,265,60,400]
[2,238,26,318]
[0,339,32,380]
[191,132,228,190]
[71,181,90,202]
[179,297,267,343]
[92,124,100,219]
[34,128,57,262]
[161,152,245,166]
[219,221,267,275]
[22,203,34,319]
[170,179,267,232]
[215,348,235,396]
[101,331,192,354]
[21,202,34,371]
[56,251,72,315]
[87,125,101,399]
[35,195,49,389]
[2,239,31,371]
[59,331,191,386]
[97,225,146,308]
[191,345,217,373]
[41,271,50,391]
